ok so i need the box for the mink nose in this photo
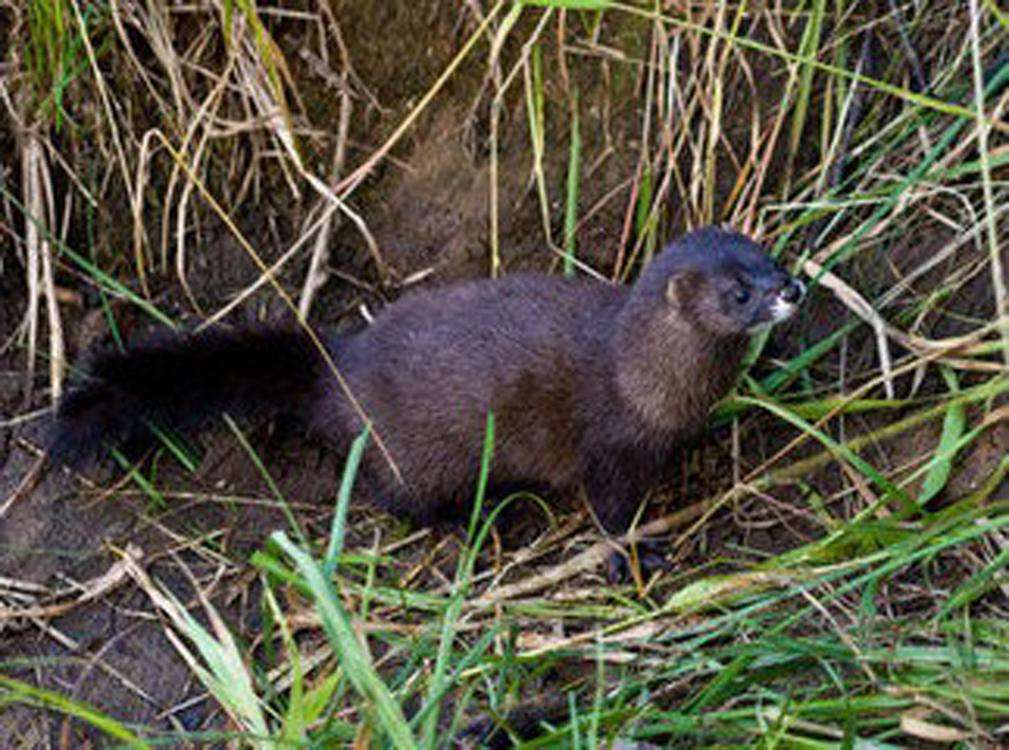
[780,278,805,304]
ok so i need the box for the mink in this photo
[49,227,804,566]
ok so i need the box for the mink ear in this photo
[665,271,698,309]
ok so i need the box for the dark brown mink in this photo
[49,227,803,558]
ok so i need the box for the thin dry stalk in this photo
[19,130,64,404]
[68,0,140,289]
[297,12,354,318]
[0,543,137,622]
[968,0,1009,367]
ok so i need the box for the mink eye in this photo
[733,285,751,305]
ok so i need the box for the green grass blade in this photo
[0,674,150,748]
[271,532,418,750]
[325,427,370,575]
[917,367,967,506]
[422,413,495,745]
[788,0,827,165]
[224,415,308,549]
[563,88,581,277]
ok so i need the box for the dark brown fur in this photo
[50,227,803,539]
[316,274,744,532]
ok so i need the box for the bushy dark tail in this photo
[49,327,323,466]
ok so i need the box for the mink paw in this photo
[605,539,670,584]
[454,717,511,750]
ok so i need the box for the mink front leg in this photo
[582,447,669,582]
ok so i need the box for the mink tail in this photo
[48,327,325,467]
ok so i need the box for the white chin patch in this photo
[770,296,799,323]
[747,296,798,334]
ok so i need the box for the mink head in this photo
[643,226,805,337]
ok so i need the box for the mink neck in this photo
[611,292,746,436]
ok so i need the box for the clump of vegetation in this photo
[2,1,1009,747]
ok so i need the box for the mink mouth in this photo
[746,278,805,333]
